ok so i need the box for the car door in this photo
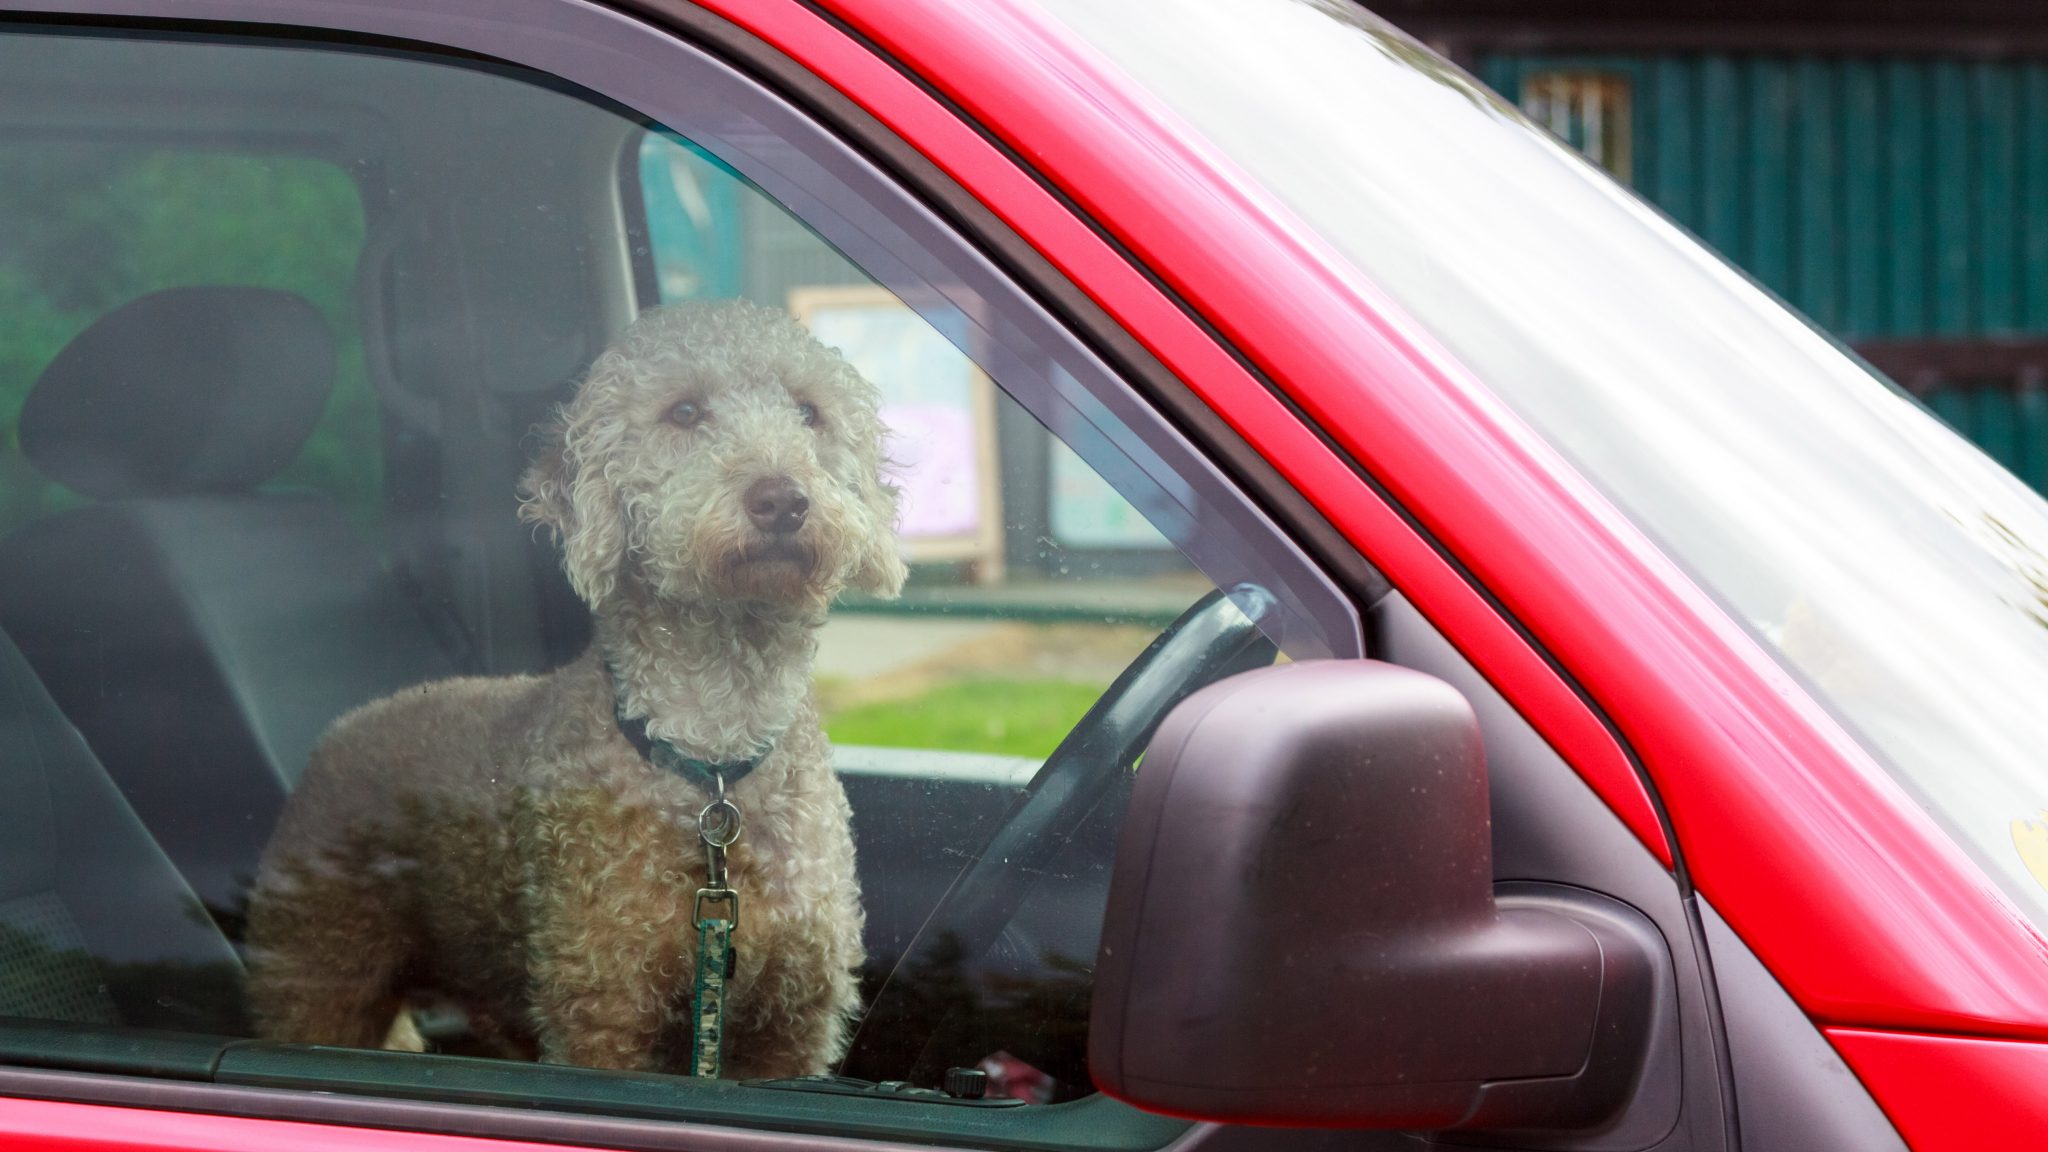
[0,1,1357,1147]
[0,1,1932,1150]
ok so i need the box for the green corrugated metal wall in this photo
[1479,53,2048,489]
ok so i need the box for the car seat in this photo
[0,287,456,934]
[0,627,245,1035]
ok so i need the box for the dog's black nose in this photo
[745,477,810,535]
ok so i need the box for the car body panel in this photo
[1827,1028,2048,1152]
[0,1095,557,1151]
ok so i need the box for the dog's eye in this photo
[797,401,820,428]
[667,400,707,428]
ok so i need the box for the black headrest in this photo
[21,287,336,499]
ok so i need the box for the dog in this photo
[245,299,906,1078]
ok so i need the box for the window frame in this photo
[0,0,1376,1146]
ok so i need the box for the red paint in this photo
[780,0,2048,1038]
[0,1097,572,1152]
[1828,1028,2048,1150]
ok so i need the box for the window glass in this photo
[0,144,373,534]
[0,19,1352,1141]
[636,133,1215,765]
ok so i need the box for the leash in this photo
[611,694,768,1078]
[689,769,743,1078]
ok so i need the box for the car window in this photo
[0,144,374,536]
[0,17,1355,1146]
[636,134,1207,769]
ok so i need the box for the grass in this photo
[823,677,1106,759]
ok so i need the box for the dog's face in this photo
[520,301,906,612]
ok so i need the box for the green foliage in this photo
[823,677,1105,759]
[0,146,375,534]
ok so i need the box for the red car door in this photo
[3,1,2046,1150]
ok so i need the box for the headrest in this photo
[21,287,336,499]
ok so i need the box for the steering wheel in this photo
[841,586,1280,1085]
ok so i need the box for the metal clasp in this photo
[697,771,743,889]
[694,886,740,932]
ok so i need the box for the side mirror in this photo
[1090,662,1662,1131]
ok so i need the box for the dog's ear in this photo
[518,377,627,606]
[849,477,908,599]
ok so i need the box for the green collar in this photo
[613,703,766,789]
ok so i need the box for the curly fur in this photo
[245,300,905,1077]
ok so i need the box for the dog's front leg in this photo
[519,789,691,1072]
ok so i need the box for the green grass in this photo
[823,677,1106,759]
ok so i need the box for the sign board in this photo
[790,286,1005,580]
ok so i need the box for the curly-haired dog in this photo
[245,299,905,1077]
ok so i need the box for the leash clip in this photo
[697,769,742,891]
[694,886,740,932]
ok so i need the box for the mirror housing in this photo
[1089,661,1660,1131]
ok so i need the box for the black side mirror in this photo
[1090,661,1663,1131]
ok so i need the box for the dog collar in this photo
[614,705,767,790]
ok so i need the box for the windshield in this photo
[1033,0,2048,928]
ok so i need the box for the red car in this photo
[0,1,2043,1150]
